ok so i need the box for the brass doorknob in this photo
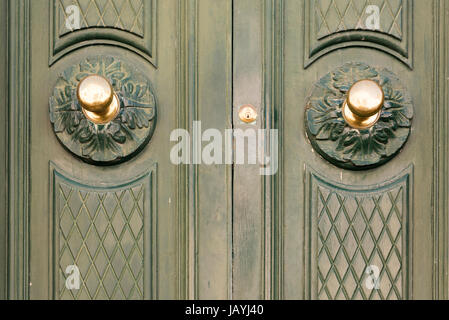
[342,79,384,129]
[76,75,120,124]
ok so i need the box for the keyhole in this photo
[238,104,258,123]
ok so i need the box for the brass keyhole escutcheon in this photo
[342,79,384,130]
[77,75,120,125]
[239,104,258,123]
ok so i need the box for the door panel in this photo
[280,0,434,299]
[232,0,264,300]
[29,0,177,299]
[193,0,233,299]
[24,0,232,300]
[304,166,413,299]
[0,0,7,300]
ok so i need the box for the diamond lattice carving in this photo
[315,0,403,39]
[316,184,404,300]
[57,181,145,300]
[58,0,145,37]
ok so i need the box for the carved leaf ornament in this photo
[305,62,413,170]
[49,56,157,164]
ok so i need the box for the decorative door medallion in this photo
[49,56,157,165]
[305,62,413,170]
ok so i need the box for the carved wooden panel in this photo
[50,163,156,300]
[50,0,157,66]
[305,62,413,170]
[57,0,145,37]
[305,166,412,300]
[49,56,157,165]
[304,0,413,68]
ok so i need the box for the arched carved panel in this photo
[50,0,157,66]
[304,166,412,300]
[50,162,157,300]
[304,0,413,68]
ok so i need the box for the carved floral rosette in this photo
[49,56,157,165]
[305,62,413,170]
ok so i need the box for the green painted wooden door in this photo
[5,0,449,300]
[230,0,436,300]
[279,0,439,300]
[231,0,446,300]
[17,0,233,300]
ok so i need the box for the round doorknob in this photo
[76,75,120,124]
[342,79,384,129]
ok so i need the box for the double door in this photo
[2,0,446,300]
